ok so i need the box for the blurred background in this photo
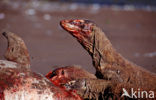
[0,0,156,75]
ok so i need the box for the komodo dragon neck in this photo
[91,26,156,90]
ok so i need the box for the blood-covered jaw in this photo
[46,67,82,87]
[60,19,95,53]
[46,68,70,88]
[46,66,96,88]
[60,19,94,40]
[46,68,83,100]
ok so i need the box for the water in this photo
[60,0,156,6]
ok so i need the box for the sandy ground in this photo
[0,1,156,75]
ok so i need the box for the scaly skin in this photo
[3,32,30,68]
[65,78,137,100]
[60,19,156,98]
[0,32,83,100]
[46,66,119,99]
[46,66,96,88]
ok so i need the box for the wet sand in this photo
[0,1,156,75]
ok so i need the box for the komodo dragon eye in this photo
[80,24,85,29]
[61,70,64,75]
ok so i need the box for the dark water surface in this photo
[60,0,156,6]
